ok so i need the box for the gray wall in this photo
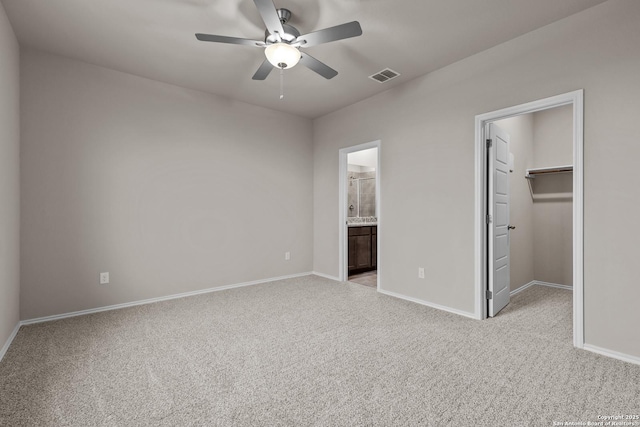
[20,50,313,320]
[532,105,573,286]
[312,1,640,357]
[0,2,20,350]
[492,115,535,292]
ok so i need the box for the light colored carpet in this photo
[1,276,639,426]
[348,271,377,288]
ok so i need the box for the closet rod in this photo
[525,165,573,179]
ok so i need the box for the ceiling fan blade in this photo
[253,0,285,38]
[196,34,265,47]
[296,21,362,48]
[252,59,274,80]
[299,53,338,80]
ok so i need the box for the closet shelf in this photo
[525,165,573,179]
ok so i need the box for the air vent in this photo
[369,68,400,83]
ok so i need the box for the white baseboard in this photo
[311,271,341,282]
[377,289,476,320]
[583,344,640,366]
[535,280,572,291]
[313,273,476,320]
[0,322,21,363]
[510,280,572,296]
[8,273,640,369]
[508,281,640,366]
[21,272,313,326]
[510,280,537,296]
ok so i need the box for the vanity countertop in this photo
[347,217,377,227]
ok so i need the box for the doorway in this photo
[474,90,584,348]
[338,141,381,290]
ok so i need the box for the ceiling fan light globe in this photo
[265,43,301,69]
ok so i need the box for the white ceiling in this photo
[348,148,377,170]
[2,0,606,119]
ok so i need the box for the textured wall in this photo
[313,1,640,357]
[20,50,313,319]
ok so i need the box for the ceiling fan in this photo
[195,0,363,80]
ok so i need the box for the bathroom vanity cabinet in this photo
[348,225,377,274]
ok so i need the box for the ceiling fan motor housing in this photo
[265,9,299,44]
[265,24,299,44]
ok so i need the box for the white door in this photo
[488,123,511,316]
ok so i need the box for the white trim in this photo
[378,289,476,320]
[583,344,640,367]
[0,322,21,362]
[338,140,381,292]
[21,272,312,325]
[376,145,381,293]
[474,90,584,350]
[510,280,573,297]
[312,271,341,282]
[510,281,537,297]
[11,272,639,368]
[474,115,486,320]
[572,90,585,349]
[535,280,573,291]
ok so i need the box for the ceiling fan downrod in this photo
[277,8,291,24]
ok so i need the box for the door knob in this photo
[508,225,516,230]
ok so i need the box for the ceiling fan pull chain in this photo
[280,67,284,100]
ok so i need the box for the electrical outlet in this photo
[285,252,291,261]
[100,272,110,285]
[418,268,425,279]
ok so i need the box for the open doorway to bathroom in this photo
[347,148,377,287]
[338,141,380,290]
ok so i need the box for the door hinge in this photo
[485,290,493,300]
[486,214,492,224]
[486,138,493,149]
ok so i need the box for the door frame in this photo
[474,90,584,348]
[338,140,381,290]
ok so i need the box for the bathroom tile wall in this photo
[347,171,376,218]
[348,172,358,218]
[359,172,376,217]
